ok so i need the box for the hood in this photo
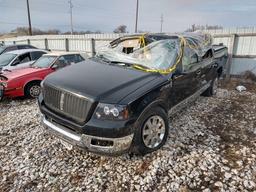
[44,59,163,103]
[1,67,46,80]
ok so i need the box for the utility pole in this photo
[135,0,139,33]
[160,14,163,33]
[26,0,32,35]
[68,0,74,35]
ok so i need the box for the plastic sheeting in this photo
[96,32,213,74]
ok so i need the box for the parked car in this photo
[0,52,85,101]
[0,44,37,55]
[38,33,228,156]
[0,49,48,72]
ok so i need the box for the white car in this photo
[0,49,48,72]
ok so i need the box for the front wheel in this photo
[25,82,41,98]
[132,107,169,155]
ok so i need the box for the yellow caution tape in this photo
[133,33,211,74]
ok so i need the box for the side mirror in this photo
[51,64,58,69]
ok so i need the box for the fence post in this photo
[226,34,237,79]
[65,38,69,52]
[27,39,30,45]
[44,38,49,50]
[90,38,96,57]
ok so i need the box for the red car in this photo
[0,52,85,101]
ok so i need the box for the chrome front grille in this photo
[43,84,92,123]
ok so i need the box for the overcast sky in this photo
[0,0,256,33]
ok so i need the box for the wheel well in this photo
[24,80,41,92]
[217,67,223,77]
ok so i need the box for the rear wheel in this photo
[25,82,41,98]
[202,77,218,97]
[132,107,169,155]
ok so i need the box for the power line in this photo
[68,0,74,34]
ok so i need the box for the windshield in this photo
[0,53,17,67]
[95,39,179,70]
[32,56,57,68]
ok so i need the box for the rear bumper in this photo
[42,116,134,156]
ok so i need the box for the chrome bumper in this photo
[42,117,134,155]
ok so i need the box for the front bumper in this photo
[42,116,134,155]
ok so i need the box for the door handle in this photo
[196,70,201,75]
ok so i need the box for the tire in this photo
[25,82,41,98]
[202,77,218,97]
[131,107,169,155]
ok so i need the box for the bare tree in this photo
[113,25,127,33]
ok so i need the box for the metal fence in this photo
[2,34,122,56]
[1,28,256,75]
[206,30,256,76]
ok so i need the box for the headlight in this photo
[0,82,7,88]
[94,103,129,120]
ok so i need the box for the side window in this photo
[19,53,31,64]
[55,56,70,68]
[182,47,199,73]
[11,53,31,66]
[30,51,46,60]
[202,50,213,60]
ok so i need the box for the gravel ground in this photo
[0,84,256,192]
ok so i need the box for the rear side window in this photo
[30,51,46,60]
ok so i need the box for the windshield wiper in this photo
[110,61,153,70]
[95,55,112,63]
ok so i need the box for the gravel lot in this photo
[0,82,256,192]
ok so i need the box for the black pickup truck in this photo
[38,33,228,155]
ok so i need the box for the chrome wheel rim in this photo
[142,115,166,148]
[30,85,41,97]
[213,78,218,95]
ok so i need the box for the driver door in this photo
[170,47,201,107]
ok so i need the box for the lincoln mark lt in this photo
[38,33,228,155]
